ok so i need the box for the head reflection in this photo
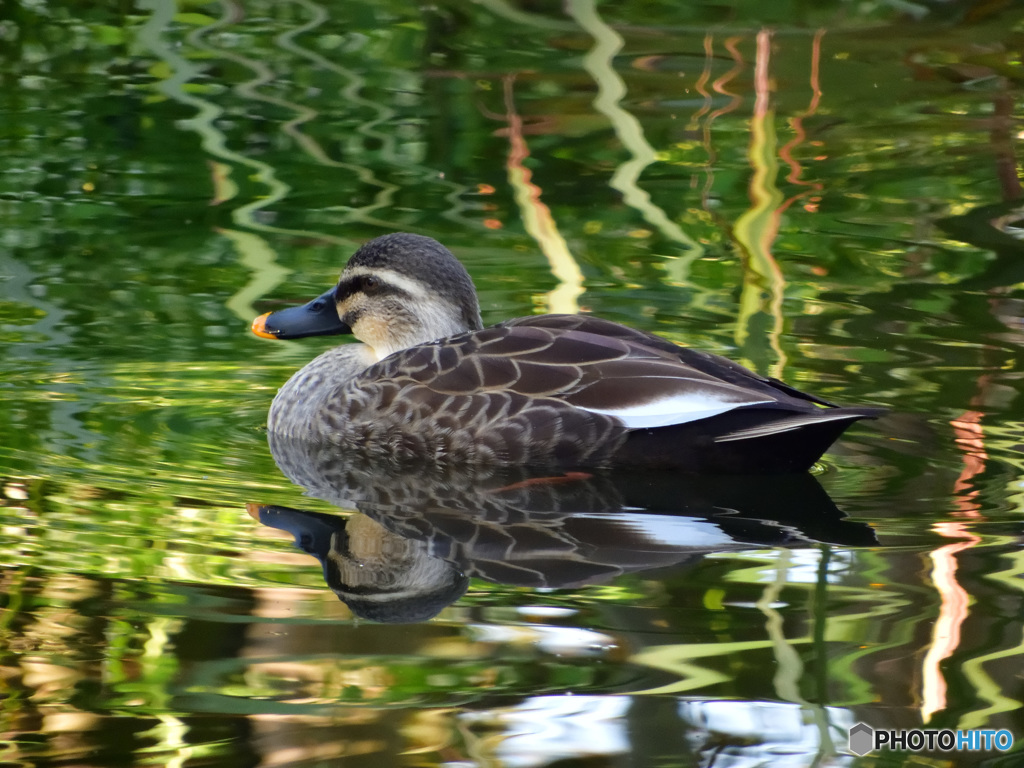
[249,503,468,624]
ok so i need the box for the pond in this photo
[2,0,1024,766]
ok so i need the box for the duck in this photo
[251,232,884,473]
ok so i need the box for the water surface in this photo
[2,1,1024,765]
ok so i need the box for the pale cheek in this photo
[346,298,460,356]
[352,306,424,357]
[351,315,391,358]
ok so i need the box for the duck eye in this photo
[363,275,380,292]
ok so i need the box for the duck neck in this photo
[366,310,480,359]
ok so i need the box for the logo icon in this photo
[849,723,874,756]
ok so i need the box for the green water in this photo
[2,0,1024,765]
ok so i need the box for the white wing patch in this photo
[581,513,738,548]
[581,392,773,429]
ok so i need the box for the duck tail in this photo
[615,406,885,473]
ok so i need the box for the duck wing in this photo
[365,317,836,432]
[495,317,885,460]
[503,313,839,407]
[336,316,881,470]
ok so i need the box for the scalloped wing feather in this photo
[503,314,839,407]
[354,322,797,432]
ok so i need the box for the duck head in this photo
[252,233,484,359]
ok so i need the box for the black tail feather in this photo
[613,407,882,473]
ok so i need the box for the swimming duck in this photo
[252,233,883,473]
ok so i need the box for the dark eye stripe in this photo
[334,279,359,303]
[334,275,406,302]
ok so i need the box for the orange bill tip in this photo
[251,312,279,339]
[245,503,265,521]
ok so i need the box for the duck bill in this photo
[251,288,352,340]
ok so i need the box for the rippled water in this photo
[2,1,1024,766]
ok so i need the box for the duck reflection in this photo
[250,433,876,623]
